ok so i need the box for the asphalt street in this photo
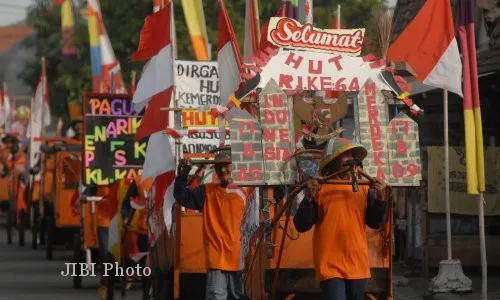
[0,217,142,300]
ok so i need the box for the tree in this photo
[20,0,384,120]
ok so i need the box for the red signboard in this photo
[267,17,365,56]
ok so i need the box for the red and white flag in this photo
[387,0,462,97]
[148,169,176,245]
[217,0,243,116]
[143,131,176,243]
[132,3,174,140]
[132,4,173,111]
[244,0,260,63]
[31,61,51,132]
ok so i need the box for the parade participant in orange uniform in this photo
[1,134,27,215]
[65,118,83,145]
[293,138,389,300]
[174,149,250,300]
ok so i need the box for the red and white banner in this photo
[256,49,387,93]
[267,17,364,55]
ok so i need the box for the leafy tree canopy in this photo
[20,0,385,121]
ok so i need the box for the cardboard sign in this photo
[355,80,391,180]
[230,117,265,186]
[387,112,421,186]
[181,109,229,128]
[175,60,219,108]
[259,79,296,184]
[355,82,422,186]
[83,93,145,186]
[267,17,365,55]
[174,61,228,152]
[257,50,384,93]
[427,147,500,215]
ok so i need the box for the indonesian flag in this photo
[387,0,462,97]
[244,0,260,63]
[458,0,485,195]
[143,132,176,243]
[153,0,163,12]
[132,4,173,140]
[259,4,285,52]
[27,60,51,145]
[217,0,243,116]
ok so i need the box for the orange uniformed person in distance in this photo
[293,137,389,300]
[174,148,250,300]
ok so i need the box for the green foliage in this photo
[20,0,384,120]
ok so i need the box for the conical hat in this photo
[318,137,367,175]
[214,148,232,164]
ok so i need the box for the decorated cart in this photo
[144,12,424,300]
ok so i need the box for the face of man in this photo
[330,149,357,179]
[215,163,233,187]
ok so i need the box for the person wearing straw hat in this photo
[293,137,389,300]
[174,148,251,300]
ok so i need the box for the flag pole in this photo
[39,57,47,219]
[336,4,342,135]
[430,90,472,293]
[336,4,341,29]
[444,89,452,260]
[479,192,487,300]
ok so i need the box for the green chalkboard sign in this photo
[83,93,146,186]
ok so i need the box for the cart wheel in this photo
[18,210,26,247]
[45,215,54,260]
[31,205,38,250]
[72,229,82,289]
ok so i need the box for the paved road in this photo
[2,214,499,300]
[0,217,142,300]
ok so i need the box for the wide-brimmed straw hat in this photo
[214,148,232,164]
[318,137,367,175]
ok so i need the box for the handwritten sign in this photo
[256,50,384,93]
[175,61,219,108]
[267,17,365,55]
[181,109,229,128]
[174,61,227,151]
[387,112,421,186]
[355,83,422,186]
[259,79,296,184]
[83,93,145,186]
[356,80,390,180]
[230,117,265,186]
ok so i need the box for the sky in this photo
[0,0,32,26]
